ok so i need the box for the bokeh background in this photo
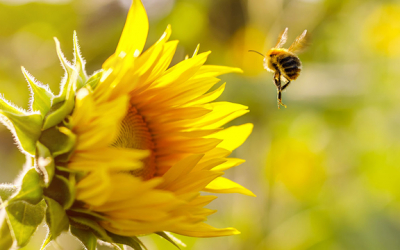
[1,0,400,249]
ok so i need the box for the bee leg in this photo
[277,90,287,108]
[280,80,291,91]
[277,80,290,108]
[273,72,282,109]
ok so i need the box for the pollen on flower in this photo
[112,103,156,179]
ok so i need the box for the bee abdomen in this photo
[278,55,301,80]
[284,67,301,80]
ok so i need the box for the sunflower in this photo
[69,0,254,238]
[0,0,253,248]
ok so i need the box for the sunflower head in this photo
[0,0,254,249]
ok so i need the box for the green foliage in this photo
[70,226,97,250]
[44,174,75,210]
[35,142,55,188]
[108,232,145,250]
[39,126,76,158]
[156,232,184,249]
[68,208,108,221]
[42,79,76,131]
[0,185,17,201]
[9,168,43,205]
[21,67,54,116]
[0,98,42,155]
[0,216,13,250]
[0,185,17,250]
[73,31,88,85]
[86,70,103,90]
[69,216,113,242]
[6,200,46,247]
[44,197,70,240]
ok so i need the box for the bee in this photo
[250,28,308,108]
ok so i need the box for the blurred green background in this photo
[1,0,400,249]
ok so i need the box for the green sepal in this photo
[53,37,82,101]
[67,208,108,221]
[42,81,75,131]
[21,67,54,116]
[86,70,103,90]
[43,38,82,130]
[108,232,144,250]
[44,174,75,209]
[44,197,69,240]
[9,168,43,205]
[35,142,55,188]
[0,98,42,155]
[114,243,125,250]
[0,184,17,201]
[40,233,52,250]
[156,232,185,249]
[0,215,13,250]
[39,126,76,157]
[73,31,88,85]
[5,199,46,247]
[70,226,97,250]
[69,216,113,242]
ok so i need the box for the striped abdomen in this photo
[277,54,301,80]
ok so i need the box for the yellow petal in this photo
[195,65,243,78]
[145,41,179,84]
[115,0,149,56]
[152,51,211,88]
[75,170,112,206]
[171,222,240,237]
[211,158,246,171]
[185,82,226,106]
[160,154,204,188]
[204,177,256,197]
[208,123,253,151]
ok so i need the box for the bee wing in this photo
[274,27,288,48]
[288,30,308,53]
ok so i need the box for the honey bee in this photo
[250,28,308,108]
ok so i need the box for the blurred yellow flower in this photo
[364,3,400,57]
[267,139,325,199]
[68,0,254,238]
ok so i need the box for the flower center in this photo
[112,104,156,179]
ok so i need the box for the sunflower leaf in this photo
[35,142,55,188]
[0,98,42,155]
[6,199,46,247]
[69,216,113,242]
[108,232,143,250]
[156,232,185,249]
[44,197,69,240]
[9,168,43,205]
[21,67,54,116]
[39,126,76,157]
[70,226,97,250]
[44,174,75,209]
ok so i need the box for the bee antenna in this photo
[248,50,265,57]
